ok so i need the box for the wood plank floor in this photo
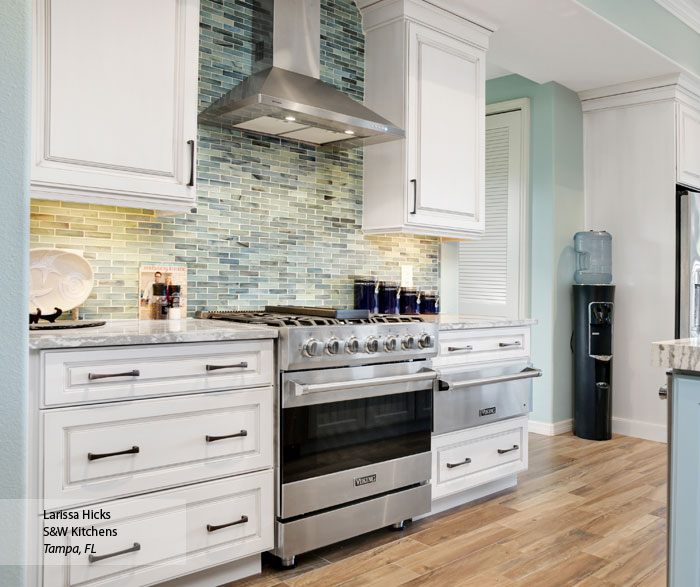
[225,432,667,587]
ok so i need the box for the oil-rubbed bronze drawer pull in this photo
[448,345,473,352]
[205,362,248,371]
[88,542,140,563]
[88,446,140,461]
[206,430,247,442]
[498,445,519,454]
[498,341,521,348]
[88,369,140,381]
[446,457,472,469]
[207,515,248,532]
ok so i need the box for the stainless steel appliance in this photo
[198,0,404,148]
[677,186,700,338]
[198,307,439,567]
[435,361,541,435]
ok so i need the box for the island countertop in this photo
[651,338,700,371]
[29,318,277,350]
[423,314,538,330]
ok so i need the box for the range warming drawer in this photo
[435,361,542,435]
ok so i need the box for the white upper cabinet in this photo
[359,0,490,238]
[31,0,199,212]
[678,102,700,190]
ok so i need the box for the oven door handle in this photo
[289,370,437,397]
[438,367,542,391]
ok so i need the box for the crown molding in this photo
[578,72,700,112]
[654,0,700,35]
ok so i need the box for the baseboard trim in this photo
[612,417,667,443]
[528,417,573,436]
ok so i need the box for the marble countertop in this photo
[422,314,538,330]
[29,318,277,350]
[651,338,700,371]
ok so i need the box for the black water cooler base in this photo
[573,284,615,441]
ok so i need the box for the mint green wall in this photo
[486,75,584,425]
[0,0,30,583]
[578,0,700,79]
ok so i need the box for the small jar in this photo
[421,291,439,314]
[378,281,400,314]
[353,277,378,313]
[399,287,420,315]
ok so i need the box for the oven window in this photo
[282,390,432,484]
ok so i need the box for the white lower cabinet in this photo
[31,338,276,586]
[432,416,528,500]
[43,470,273,587]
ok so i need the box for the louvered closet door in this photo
[459,109,524,317]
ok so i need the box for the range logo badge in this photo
[354,474,377,487]
[479,407,496,417]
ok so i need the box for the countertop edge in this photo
[28,319,278,350]
[651,339,700,372]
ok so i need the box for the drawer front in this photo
[434,360,532,435]
[432,417,528,499]
[44,388,273,508]
[42,340,274,407]
[435,327,530,367]
[43,470,274,587]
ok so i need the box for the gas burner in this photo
[199,307,425,328]
[206,311,346,328]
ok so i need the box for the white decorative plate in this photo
[29,248,94,314]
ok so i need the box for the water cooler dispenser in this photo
[573,231,614,440]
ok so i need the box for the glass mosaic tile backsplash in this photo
[30,0,440,320]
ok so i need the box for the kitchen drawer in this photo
[41,340,274,407]
[43,469,273,587]
[432,416,528,499]
[435,327,530,367]
[43,388,273,508]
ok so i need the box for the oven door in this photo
[434,360,542,435]
[280,362,435,519]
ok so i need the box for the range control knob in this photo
[384,335,399,352]
[345,336,360,354]
[418,333,434,349]
[302,338,324,357]
[402,334,418,350]
[325,337,344,355]
[364,336,380,354]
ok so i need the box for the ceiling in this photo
[453,0,682,92]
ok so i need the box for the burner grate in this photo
[204,310,424,327]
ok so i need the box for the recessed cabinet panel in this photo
[32,0,199,211]
[409,24,481,229]
[678,103,700,190]
[48,0,176,173]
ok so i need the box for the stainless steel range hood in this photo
[198,0,404,148]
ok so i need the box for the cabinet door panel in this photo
[32,0,198,210]
[678,103,700,190]
[407,23,484,234]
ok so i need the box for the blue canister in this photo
[421,291,439,314]
[399,287,420,315]
[353,277,378,313]
[378,281,400,314]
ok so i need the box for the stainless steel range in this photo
[198,306,439,567]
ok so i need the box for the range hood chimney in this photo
[198,0,404,148]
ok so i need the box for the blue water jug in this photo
[574,231,612,284]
